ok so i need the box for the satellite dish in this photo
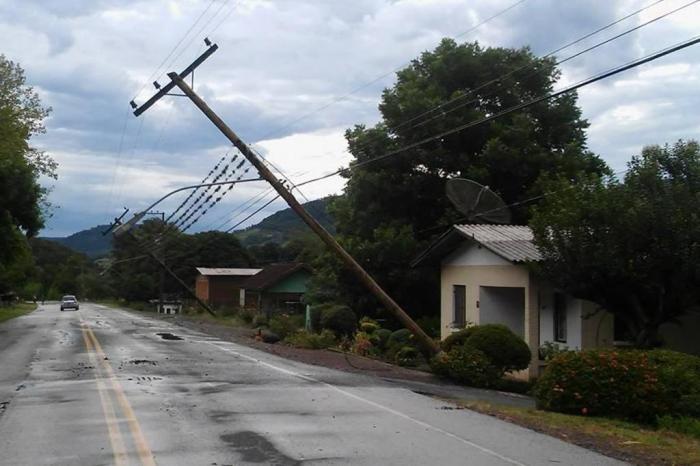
[446,178,511,224]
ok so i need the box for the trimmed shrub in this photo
[269,314,304,339]
[533,350,669,423]
[395,346,420,367]
[441,327,476,352]
[431,346,500,387]
[320,305,357,336]
[388,328,412,347]
[285,330,336,349]
[464,324,531,374]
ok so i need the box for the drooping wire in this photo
[295,34,700,189]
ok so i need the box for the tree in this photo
[0,55,55,293]
[109,220,253,302]
[323,38,607,317]
[530,140,700,347]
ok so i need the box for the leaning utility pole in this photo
[133,42,441,356]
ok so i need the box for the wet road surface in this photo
[0,303,626,465]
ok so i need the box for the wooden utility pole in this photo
[164,72,441,356]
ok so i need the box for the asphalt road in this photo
[0,303,626,466]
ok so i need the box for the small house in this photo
[414,224,700,379]
[240,263,312,315]
[195,267,262,308]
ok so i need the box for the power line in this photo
[309,0,679,173]
[386,0,673,136]
[295,34,700,189]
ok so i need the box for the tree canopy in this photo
[109,220,253,302]
[531,140,700,347]
[0,55,55,293]
[319,38,608,317]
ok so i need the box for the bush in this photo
[533,350,670,423]
[538,341,570,361]
[351,331,374,356]
[375,328,392,350]
[285,330,336,349]
[268,314,304,339]
[395,346,420,367]
[320,305,357,336]
[647,349,700,418]
[252,314,268,328]
[237,308,255,324]
[309,303,334,332]
[359,320,380,334]
[441,327,476,352]
[431,346,500,387]
[388,328,412,347]
[464,324,531,374]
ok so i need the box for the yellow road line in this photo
[81,324,128,466]
[83,323,157,466]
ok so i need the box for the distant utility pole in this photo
[132,41,441,356]
[145,211,166,312]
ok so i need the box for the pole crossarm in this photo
[166,71,442,356]
[133,43,219,117]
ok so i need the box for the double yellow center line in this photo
[80,318,156,466]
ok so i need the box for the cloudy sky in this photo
[3,0,699,236]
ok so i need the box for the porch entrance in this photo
[479,286,525,337]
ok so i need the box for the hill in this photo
[43,224,113,258]
[234,197,335,247]
[42,198,335,256]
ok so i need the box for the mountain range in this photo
[42,197,334,258]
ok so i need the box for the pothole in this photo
[129,359,157,365]
[156,332,183,341]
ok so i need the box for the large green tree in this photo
[0,55,55,293]
[531,140,700,347]
[322,38,607,316]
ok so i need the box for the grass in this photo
[0,302,37,324]
[458,400,700,466]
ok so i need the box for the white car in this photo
[60,295,79,311]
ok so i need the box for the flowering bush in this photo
[351,331,374,356]
[430,346,500,387]
[533,350,671,423]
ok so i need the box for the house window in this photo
[452,285,466,327]
[554,293,567,342]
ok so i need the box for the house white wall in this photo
[440,243,530,340]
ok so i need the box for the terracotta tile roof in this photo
[241,263,311,291]
[196,267,262,276]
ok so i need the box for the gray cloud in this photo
[3,0,699,236]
